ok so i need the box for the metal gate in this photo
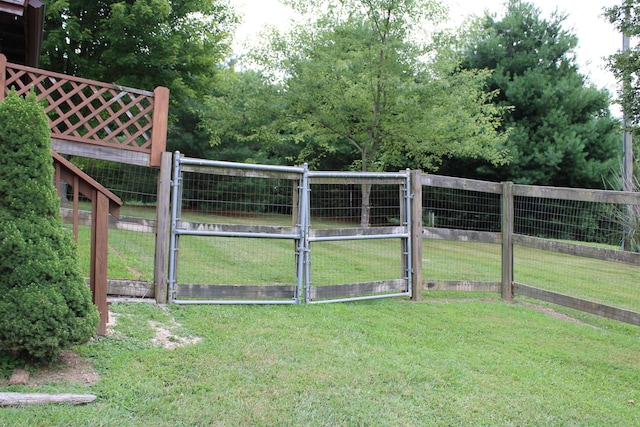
[305,171,412,303]
[168,152,412,304]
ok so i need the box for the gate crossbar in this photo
[175,229,301,239]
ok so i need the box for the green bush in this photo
[0,91,99,360]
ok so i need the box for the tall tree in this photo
[41,0,237,158]
[606,1,640,138]
[451,0,620,188]
[246,0,508,226]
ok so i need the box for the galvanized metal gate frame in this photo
[168,153,308,304]
[305,171,413,304]
[168,152,412,304]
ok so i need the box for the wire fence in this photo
[421,175,640,323]
[56,151,640,323]
[61,157,159,282]
[174,169,298,288]
[512,193,638,313]
[309,183,402,227]
[308,181,406,289]
[421,182,502,288]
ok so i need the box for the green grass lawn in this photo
[3,210,639,425]
[1,299,639,426]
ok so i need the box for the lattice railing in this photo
[0,54,168,167]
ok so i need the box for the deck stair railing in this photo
[0,53,168,167]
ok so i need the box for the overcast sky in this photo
[230,0,623,99]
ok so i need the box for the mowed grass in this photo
[3,210,639,425]
[1,300,639,426]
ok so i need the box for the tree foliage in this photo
[202,66,302,164]
[41,0,237,158]
[251,0,509,174]
[606,1,640,129]
[210,0,509,226]
[453,0,620,187]
[0,92,99,360]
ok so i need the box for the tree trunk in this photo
[360,182,371,228]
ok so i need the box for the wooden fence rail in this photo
[421,174,640,325]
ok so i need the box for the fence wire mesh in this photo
[175,236,296,286]
[421,186,502,285]
[514,197,620,244]
[309,239,403,287]
[513,196,640,313]
[62,157,159,282]
[307,180,408,298]
[309,183,402,228]
[180,171,296,225]
[174,170,299,291]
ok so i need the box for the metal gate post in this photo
[296,164,310,304]
[167,151,182,303]
[405,169,413,299]
[300,164,313,304]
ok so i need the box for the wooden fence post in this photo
[149,86,169,167]
[410,170,423,301]
[0,54,6,101]
[92,192,110,335]
[501,181,514,302]
[154,151,172,304]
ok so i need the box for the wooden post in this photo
[73,176,79,242]
[410,170,423,301]
[149,86,169,167]
[0,54,6,101]
[501,182,514,302]
[153,151,172,304]
[92,192,110,335]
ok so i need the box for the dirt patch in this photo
[422,297,591,325]
[149,320,202,350]
[0,351,100,388]
[2,308,203,387]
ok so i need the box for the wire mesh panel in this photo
[174,237,298,301]
[513,191,640,313]
[421,176,502,292]
[61,157,159,284]
[306,172,411,303]
[169,155,306,304]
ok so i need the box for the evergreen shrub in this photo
[0,91,99,360]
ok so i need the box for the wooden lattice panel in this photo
[4,62,154,153]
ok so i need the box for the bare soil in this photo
[1,351,100,388]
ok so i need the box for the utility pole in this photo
[622,1,634,250]
[623,31,633,195]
